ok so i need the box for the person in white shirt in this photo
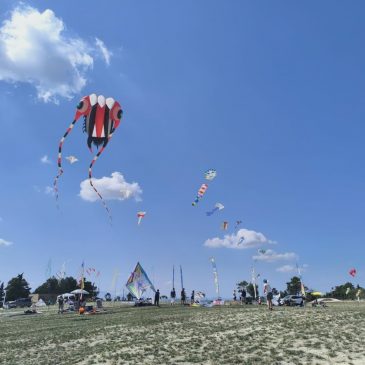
[263,279,273,311]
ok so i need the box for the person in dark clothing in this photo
[170,288,176,305]
[57,296,64,314]
[191,290,195,304]
[154,289,160,307]
[233,290,237,302]
[240,288,247,304]
[181,288,186,305]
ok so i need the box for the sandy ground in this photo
[0,302,364,365]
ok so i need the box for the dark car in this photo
[15,298,32,308]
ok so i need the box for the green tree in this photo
[246,283,259,298]
[286,276,302,295]
[59,277,78,294]
[236,280,249,293]
[0,282,4,307]
[5,274,31,301]
[328,282,356,300]
[34,277,60,294]
[83,280,99,298]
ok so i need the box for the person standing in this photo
[233,290,237,302]
[154,289,160,307]
[263,279,273,311]
[181,288,186,305]
[170,287,176,305]
[57,295,64,314]
[240,288,246,304]
[190,290,195,304]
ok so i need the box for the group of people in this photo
[154,287,197,306]
[232,279,274,311]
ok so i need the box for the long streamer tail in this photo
[54,119,77,204]
[88,134,113,222]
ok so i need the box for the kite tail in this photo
[88,135,113,222]
[54,119,77,203]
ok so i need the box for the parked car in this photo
[3,301,17,309]
[16,298,32,308]
[282,295,305,306]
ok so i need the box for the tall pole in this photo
[252,266,257,300]
[180,265,184,290]
[172,265,175,289]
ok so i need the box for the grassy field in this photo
[1,302,365,365]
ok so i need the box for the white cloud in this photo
[0,238,13,246]
[95,37,111,66]
[79,172,142,202]
[204,228,275,250]
[44,186,54,195]
[276,264,308,273]
[0,6,110,102]
[253,249,297,263]
[40,155,52,164]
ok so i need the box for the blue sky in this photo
[0,1,364,298]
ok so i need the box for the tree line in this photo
[0,273,98,305]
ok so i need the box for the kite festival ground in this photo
[1,302,365,365]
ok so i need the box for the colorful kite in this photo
[54,94,123,220]
[126,262,155,300]
[205,169,217,181]
[221,221,228,230]
[349,268,357,277]
[206,203,224,216]
[137,211,146,225]
[192,184,208,206]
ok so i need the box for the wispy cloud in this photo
[204,228,275,250]
[44,186,54,195]
[0,5,110,102]
[79,172,142,202]
[40,155,52,164]
[95,37,112,66]
[0,238,13,246]
[276,264,308,273]
[253,249,297,263]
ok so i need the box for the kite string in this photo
[88,134,113,222]
[53,119,77,204]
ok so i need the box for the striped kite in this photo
[192,184,208,206]
[54,94,123,220]
[137,211,146,225]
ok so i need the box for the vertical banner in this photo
[180,265,184,290]
[210,257,220,298]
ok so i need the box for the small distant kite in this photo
[137,211,146,225]
[66,155,78,164]
[205,169,217,181]
[238,237,245,245]
[192,170,217,206]
[349,268,357,277]
[234,220,242,230]
[221,221,228,230]
[258,249,267,255]
[206,203,224,216]
[192,184,208,206]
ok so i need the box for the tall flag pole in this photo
[80,260,85,301]
[251,266,257,300]
[180,265,184,290]
[210,257,220,299]
[45,258,52,279]
[296,263,306,296]
[172,265,175,289]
